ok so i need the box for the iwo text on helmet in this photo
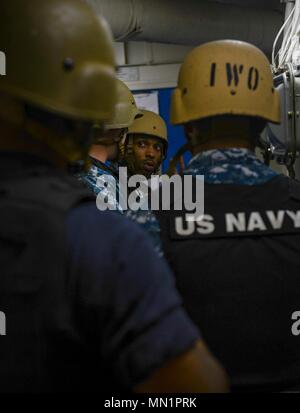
[0,51,6,76]
[210,63,259,95]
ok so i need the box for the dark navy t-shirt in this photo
[66,203,200,390]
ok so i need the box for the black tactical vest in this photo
[155,175,300,392]
[0,154,93,392]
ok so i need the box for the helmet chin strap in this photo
[166,142,191,176]
[93,127,127,149]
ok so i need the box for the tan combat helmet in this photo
[125,110,168,158]
[105,79,142,130]
[0,0,117,162]
[171,40,280,126]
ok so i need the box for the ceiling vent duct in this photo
[86,0,283,55]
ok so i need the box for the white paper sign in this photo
[117,67,139,82]
[133,91,159,114]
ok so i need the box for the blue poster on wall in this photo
[134,88,191,173]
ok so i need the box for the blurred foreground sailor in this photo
[0,0,227,393]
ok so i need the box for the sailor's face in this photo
[130,134,164,177]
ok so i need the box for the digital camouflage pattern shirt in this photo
[79,158,123,213]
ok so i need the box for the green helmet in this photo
[0,0,116,123]
[105,79,141,129]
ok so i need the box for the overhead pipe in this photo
[86,0,283,55]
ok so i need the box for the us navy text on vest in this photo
[172,209,300,239]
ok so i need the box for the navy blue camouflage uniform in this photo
[79,157,124,213]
